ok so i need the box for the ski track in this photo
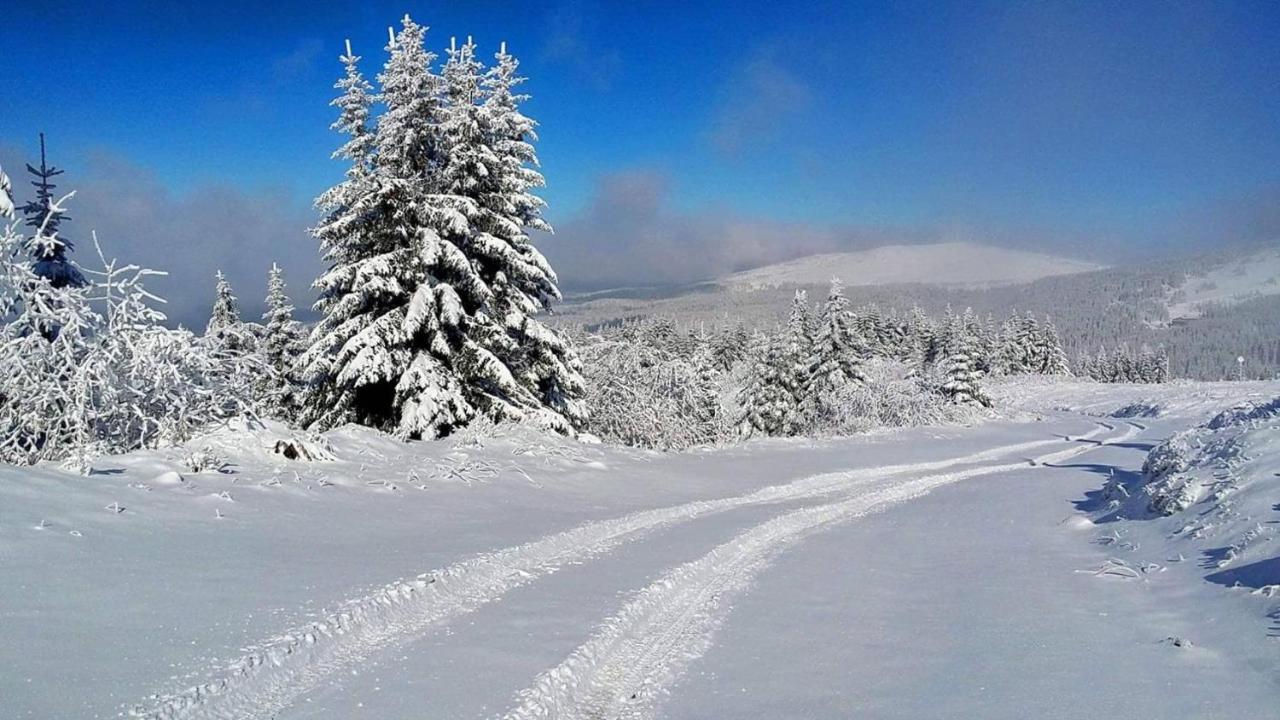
[499,422,1139,720]
[130,422,1111,720]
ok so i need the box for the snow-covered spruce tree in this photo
[736,331,792,438]
[961,307,995,375]
[303,21,583,439]
[21,134,87,289]
[1036,317,1072,375]
[303,20,474,437]
[856,303,886,358]
[259,263,305,415]
[782,290,816,434]
[710,322,750,371]
[808,279,867,421]
[1004,312,1040,374]
[298,38,383,431]
[207,270,241,334]
[938,329,992,408]
[435,36,586,431]
[902,305,932,366]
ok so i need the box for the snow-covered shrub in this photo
[814,360,979,435]
[578,337,726,450]
[1140,430,1201,515]
[0,203,260,467]
[182,447,228,474]
[1206,397,1280,430]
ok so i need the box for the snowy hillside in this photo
[1166,243,1280,320]
[722,242,1104,290]
[3,379,1280,719]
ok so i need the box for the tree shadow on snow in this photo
[1056,462,1145,522]
[1200,547,1236,570]
[1105,441,1156,452]
[1205,555,1280,590]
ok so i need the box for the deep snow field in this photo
[2,378,1279,719]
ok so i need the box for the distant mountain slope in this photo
[723,242,1104,289]
[1166,244,1280,320]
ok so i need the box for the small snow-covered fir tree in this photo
[21,134,86,289]
[736,332,792,438]
[262,264,303,372]
[260,263,305,415]
[809,279,867,421]
[781,290,816,434]
[939,328,992,408]
[711,322,750,371]
[207,270,241,334]
[1038,318,1072,375]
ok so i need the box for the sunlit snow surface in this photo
[2,378,1278,719]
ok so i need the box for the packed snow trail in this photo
[498,423,1137,720]
[131,424,1109,720]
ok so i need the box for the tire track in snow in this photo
[130,424,1110,719]
[498,423,1138,720]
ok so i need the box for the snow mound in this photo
[1097,397,1280,586]
[723,242,1103,290]
[152,471,185,486]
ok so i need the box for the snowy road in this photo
[499,424,1135,720]
[132,423,1122,719]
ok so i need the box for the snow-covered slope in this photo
[1166,243,1280,319]
[723,242,1104,290]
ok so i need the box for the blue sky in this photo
[2,1,1279,322]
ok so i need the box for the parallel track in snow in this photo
[130,424,1110,720]
[499,423,1137,720]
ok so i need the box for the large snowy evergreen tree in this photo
[302,20,584,439]
[298,38,384,430]
[474,40,586,430]
[21,134,86,289]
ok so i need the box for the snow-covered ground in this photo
[2,379,1278,719]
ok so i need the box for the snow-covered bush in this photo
[182,447,228,474]
[578,337,726,450]
[809,360,978,435]
[0,201,260,468]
